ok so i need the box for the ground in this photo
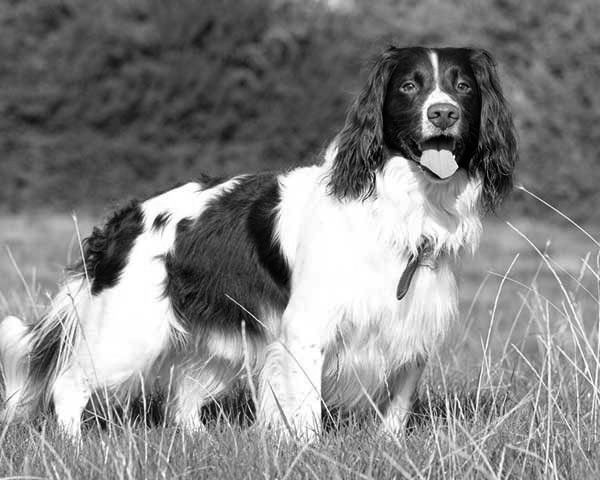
[1,206,599,478]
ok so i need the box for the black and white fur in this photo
[0,47,517,439]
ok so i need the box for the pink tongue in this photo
[420,149,458,179]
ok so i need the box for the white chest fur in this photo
[275,153,482,410]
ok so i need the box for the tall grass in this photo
[1,197,600,478]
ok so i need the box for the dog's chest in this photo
[277,169,477,409]
[318,238,459,409]
[328,246,457,347]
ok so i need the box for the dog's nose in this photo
[427,103,459,130]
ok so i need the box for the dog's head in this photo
[328,46,518,212]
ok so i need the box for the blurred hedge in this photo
[0,0,598,221]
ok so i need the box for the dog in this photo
[0,46,517,439]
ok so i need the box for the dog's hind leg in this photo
[40,283,179,436]
[172,372,209,431]
[52,369,90,437]
[0,315,32,423]
[169,359,238,432]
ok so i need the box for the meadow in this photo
[1,193,600,478]
[1,0,600,477]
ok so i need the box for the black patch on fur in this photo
[197,172,225,189]
[247,180,290,288]
[328,47,404,200]
[467,49,518,212]
[147,174,224,201]
[74,201,145,295]
[164,173,290,337]
[152,211,172,232]
[26,312,70,410]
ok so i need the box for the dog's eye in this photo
[456,81,471,92]
[400,82,417,93]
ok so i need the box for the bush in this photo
[0,0,598,221]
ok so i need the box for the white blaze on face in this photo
[419,50,460,179]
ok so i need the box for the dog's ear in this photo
[328,47,400,200]
[470,49,518,212]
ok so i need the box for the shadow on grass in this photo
[77,387,511,436]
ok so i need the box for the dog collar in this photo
[396,241,435,300]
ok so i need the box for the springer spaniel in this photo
[0,46,517,439]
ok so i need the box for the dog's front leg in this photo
[259,308,324,442]
[381,359,426,436]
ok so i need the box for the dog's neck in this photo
[320,143,483,258]
[372,154,483,259]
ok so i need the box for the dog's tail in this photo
[0,279,87,423]
[0,314,32,422]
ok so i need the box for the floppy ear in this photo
[470,50,518,212]
[327,47,400,200]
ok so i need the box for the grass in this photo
[1,1,599,476]
[1,196,600,478]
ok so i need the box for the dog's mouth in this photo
[411,136,459,180]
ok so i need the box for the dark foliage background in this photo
[1,0,598,220]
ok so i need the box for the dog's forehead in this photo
[433,48,476,77]
[389,47,475,81]
[391,48,433,77]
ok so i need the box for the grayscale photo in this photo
[0,0,598,478]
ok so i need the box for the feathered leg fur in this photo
[0,279,87,431]
[0,314,31,423]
